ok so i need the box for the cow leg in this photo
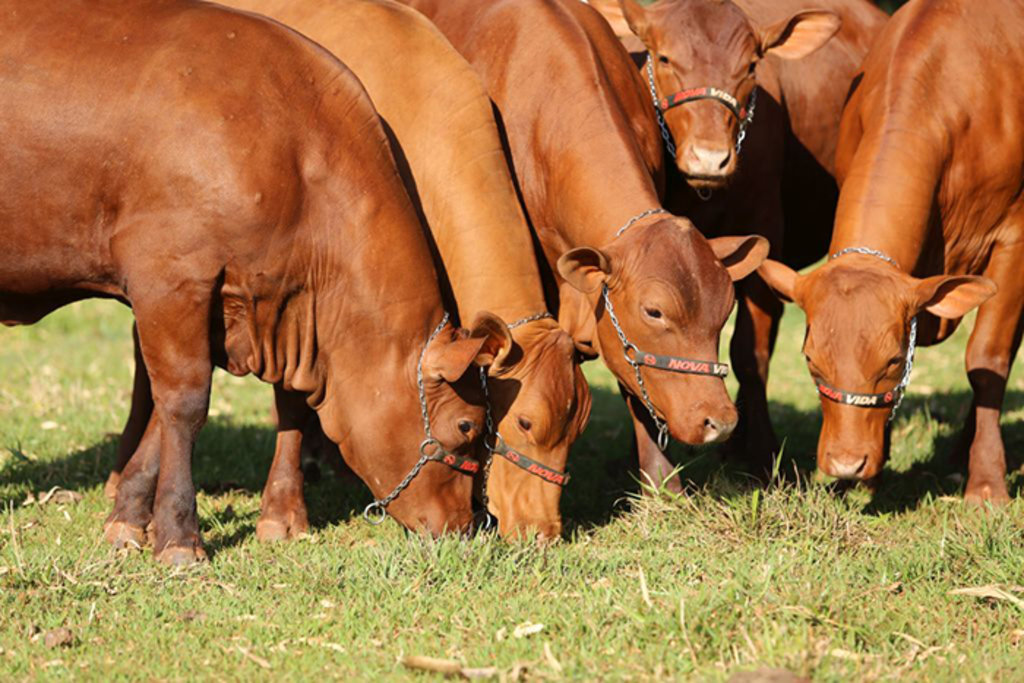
[256,385,311,541]
[961,242,1024,504]
[729,273,783,475]
[104,414,161,549]
[105,324,153,499]
[620,384,683,494]
[126,288,213,564]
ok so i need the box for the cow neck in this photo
[425,0,663,256]
[294,1,547,327]
[829,122,947,274]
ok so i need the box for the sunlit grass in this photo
[1,299,1022,680]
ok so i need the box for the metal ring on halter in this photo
[656,423,670,452]
[362,501,388,525]
[419,438,442,457]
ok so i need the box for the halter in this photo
[477,311,570,506]
[644,54,757,201]
[362,312,482,525]
[602,209,731,451]
[813,248,918,422]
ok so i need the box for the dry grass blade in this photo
[638,565,652,607]
[236,646,271,670]
[949,585,1024,612]
[543,642,563,674]
[401,655,463,676]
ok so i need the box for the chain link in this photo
[733,87,757,156]
[645,55,677,160]
[601,284,670,451]
[506,311,553,329]
[615,208,670,238]
[363,312,454,524]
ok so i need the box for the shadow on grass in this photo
[4,385,1023,546]
[563,384,1024,527]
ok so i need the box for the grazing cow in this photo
[0,0,508,564]
[758,0,1022,501]
[593,0,885,470]
[403,0,769,492]
[214,0,592,540]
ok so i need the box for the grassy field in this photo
[1,298,1023,681]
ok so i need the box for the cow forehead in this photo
[804,268,909,346]
[616,223,729,291]
[653,0,755,56]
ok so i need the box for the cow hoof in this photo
[103,472,121,500]
[964,481,1011,505]
[155,545,208,566]
[104,520,147,550]
[256,516,309,542]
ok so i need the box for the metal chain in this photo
[478,366,497,517]
[830,246,900,268]
[506,311,553,329]
[645,54,758,166]
[601,284,670,451]
[645,55,677,160]
[363,312,452,524]
[615,208,670,238]
[733,87,757,156]
[889,317,917,422]
[829,247,917,423]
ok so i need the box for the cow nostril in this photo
[717,150,732,170]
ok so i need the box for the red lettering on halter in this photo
[444,454,455,466]
[884,391,894,403]
[506,451,520,463]
[644,354,657,366]
[818,384,842,402]
[668,358,711,374]
[527,464,566,485]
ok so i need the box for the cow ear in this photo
[617,0,649,39]
[914,275,997,319]
[466,311,514,369]
[708,235,770,282]
[557,247,612,294]
[758,259,801,304]
[759,10,840,60]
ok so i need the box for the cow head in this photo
[618,0,840,189]
[322,312,512,536]
[759,257,996,480]
[559,218,768,445]
[482,319,591,540]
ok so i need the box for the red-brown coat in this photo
[0,0,505,562]
[760,0,1021,501]
[223,0,592,540]
[403,0,769,492]
[590,0,886,470]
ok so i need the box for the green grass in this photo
[2,299,1023,681]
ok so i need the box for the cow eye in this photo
[748,61,757,75]
[888,355,903,368]
[517,416,532,432]
[458,420,474,434]
[658,54,670,65]
[643,307,663,320]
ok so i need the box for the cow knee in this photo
[157,387,209,436]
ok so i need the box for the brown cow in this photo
[758,0,1022,501]
[599,0,886,471]
[403,0,769,492]
[216,0,592,540]
[0,0,508,564]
